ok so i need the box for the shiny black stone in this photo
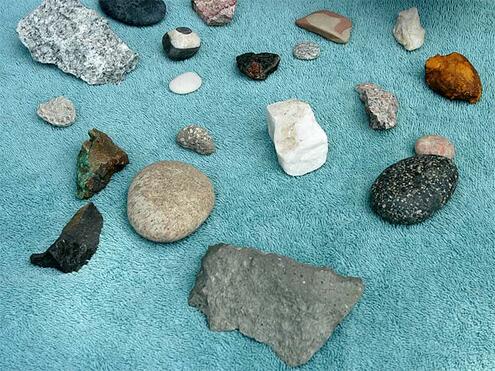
[99,0,166,27]
[30,203,103,273]
[371,155,458,224]
[236,52,280,80]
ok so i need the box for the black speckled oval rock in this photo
[100,0,166,27]
[371,155,458,225]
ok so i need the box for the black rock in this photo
[162,27,201,61]
[189,243,364,367]
[30,203,103,273]
[371,155,458,224]
[99,0,166,27]
[236,52,280,80]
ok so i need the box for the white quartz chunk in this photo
[393,7,425,51]
[267,99,328,176]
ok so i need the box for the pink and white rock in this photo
[169,72,202,95]
[356,83,398,130]
[267,99,328,176]
[393,7,425,51]
[192,0,236,26]
[415,135,455,159]
[295,10,352,44]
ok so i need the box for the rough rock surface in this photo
[162,27,201,61]
[371,155,458,224]
[127,161,215,242]
[169,72,202,94]
[425,52,482,104]
[17,0,138,85]
[189,243,364,367]
[293,41,320,60]
[176,125,215,155]
[236,53,280,81]
[30,203,103,273]
[415,135,455,159]
[296,10,352,44]
[192,0,236,26]
[356,83,398,130]
[267,99,328,176]
[76,129,129,199]
[393,7,425,51]
[37,96,76,127]
[99,0,166,26]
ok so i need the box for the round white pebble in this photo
[169,72,202,95]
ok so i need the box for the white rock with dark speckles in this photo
[176,125,215,155]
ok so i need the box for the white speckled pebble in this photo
[169,72,202,95]
[293,42,320,60]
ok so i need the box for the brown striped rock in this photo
[425,52,482,104]
[295,10,352,44]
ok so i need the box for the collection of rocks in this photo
[37,96,76,127]
[356,83,399,130]
[127,161,215,243]
[267,99,328,176]
[189,243,364,367]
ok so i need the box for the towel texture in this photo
[1,0,494,369]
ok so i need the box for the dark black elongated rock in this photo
[236,52,280,80]
[189,243,364,367]
[162,27,201,61]
[30,203,103,273]
[371,155,458,224]
[99,0,166,27]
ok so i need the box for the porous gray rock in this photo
[17,0,138,85]
[176,125,215,155]
[189,243,364,367]
[37,96,76,127]
[293,41,320,60]
[356,83,398,130]
[127,161,215,242]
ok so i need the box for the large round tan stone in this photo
[127,161,215,242]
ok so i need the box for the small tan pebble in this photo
[415,135,455,159]
[176,125,215,155]
[37,96,76,127]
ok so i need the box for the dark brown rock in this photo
[236,53,280,81]
[30,203,103,273]
[76,129,129,199]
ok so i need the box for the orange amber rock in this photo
[425,52,482,104]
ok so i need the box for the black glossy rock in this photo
[371,155,458,224]
[30,203,103,273]
[99,0,166,27]
[162,27,201,61]
[236,52,280,80]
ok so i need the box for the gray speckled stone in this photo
[176,125,215,155]
[189,243,364,367]
[293,41,320,60]
[17,0,138,85]
[37,96,76,127]
[371,155,458,224]
[127,161,215,242]
[356,83,398,130]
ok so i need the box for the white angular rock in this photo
[267,99,328,176]
[393,7,425,51]
[169,72,202,95]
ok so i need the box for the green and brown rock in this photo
[76,129,129,199]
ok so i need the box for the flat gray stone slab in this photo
[189,243,364,367]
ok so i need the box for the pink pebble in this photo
[415,135,455,159]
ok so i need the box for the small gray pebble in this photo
[293,42,320,60]
[176,125,215,155]
[37,96,76,127]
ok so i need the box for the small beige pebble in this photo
[37,96,76,127]
[415,135,455,159]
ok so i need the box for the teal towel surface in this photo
[1,0,494,369]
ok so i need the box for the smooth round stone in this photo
[127,161,215,242]
[371,155,458,225]
[415,135,455,159]
[293,42,320,60]
[162,27,201,61]
[169,72,202,94]
[99,0,166,27]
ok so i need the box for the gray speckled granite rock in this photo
[176,125,215,155]
[189,243,364,367]
[356,83,398,130]
[17,0,138,85]
[371,155,458,224]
